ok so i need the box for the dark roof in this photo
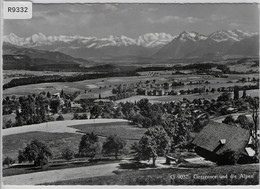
[192,121,250,155]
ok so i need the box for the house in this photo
[192,121,254,163]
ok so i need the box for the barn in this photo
[192,121,254,163]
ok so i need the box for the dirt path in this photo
[3,162,119,185]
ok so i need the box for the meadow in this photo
[69,121,147,147]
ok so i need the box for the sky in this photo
[4,3,259,38]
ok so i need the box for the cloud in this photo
[147,15,201,24]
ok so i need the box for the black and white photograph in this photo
[1,0,259,186]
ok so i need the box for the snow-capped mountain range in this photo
[3,32,176,49]
[3,29,258,60]
[4,29,257,49]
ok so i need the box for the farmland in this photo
[2,119,144,160]
[3,70,259,99]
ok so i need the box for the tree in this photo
[131,126,170,166]
[3,119,13,129]
[233,86,239,100]
[217,150,241,165]
[61,147,74,161]
[242,90,247,99]
[73,113,79,120]
[56,114,64,121]
[60,89,64,98]
[217,92,232,102]
[90,105,102,119]
[18,140,52,168]
[137,98,152,118]
[249,97,259,159]
[50,99,60,113]
[236,115,252,130]
[3,156,15,167]
[222,115,236,125]
[47,91,51,98]
[103,135,126,160]
[79,132,100,161]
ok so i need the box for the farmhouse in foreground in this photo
[192,121,256,163]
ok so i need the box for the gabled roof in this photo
[192,121,250,155]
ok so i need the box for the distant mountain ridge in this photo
[153,30,259,59]
[3,29,259,60]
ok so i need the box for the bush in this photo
[217,150,241,165]
[56,114,64,121]
[73,113,79,120]
[3,156,15,167]
[80,113,88,119]
[3,119,13,129]
[61,147,74,161]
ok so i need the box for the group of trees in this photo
[131,117,192,166]
[4,133,126,169]
[79,133,126,160]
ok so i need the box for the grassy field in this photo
[3,121,146,160]
[43,163,259,185]
[3,131,82,161]
[69,121,147,148]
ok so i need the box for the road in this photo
[3,162,119,185]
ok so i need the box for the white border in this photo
[1,0,259,188]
